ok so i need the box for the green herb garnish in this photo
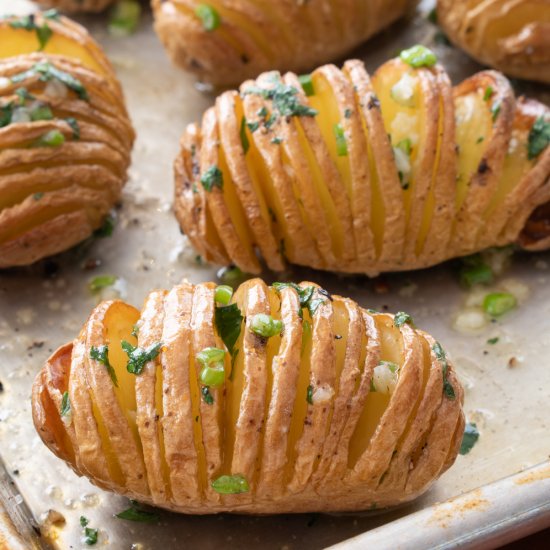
[527,116,550,160]
[394,311,414,328]
[65,117,80,139]
[90,345,118,387]
[201,386,214,405]
[491,102,501,122]
[33,192,44,201]
[89,275,117,292]
[211,474,249,494]
[396,138,412,155]
[108,0,141,37]
[483,292,516,317]
[215,284,233,305]
[239,117,249,154]
[84,527,98,546]
[115,504,159,523]
[487,337,499,345]
[298,74,314,96]
[250,313,283,338]
[121,341,162,375]
[459,422,479,455]
[60,391,70,417]
[197,347,226,387]
[271,136,283,144]
[35,129,65,148]
[432,342,455,400]
[9,14,53,51]
[306,384,314,405]
[483,86,493,101]
[200,164,223,192]
[333,123,348,156]
[195,4,221,31]
[459,259,493,288]
[400,45,437,68]
[94,213,115,238]
[214,303,243,355]
[80,516,88,527]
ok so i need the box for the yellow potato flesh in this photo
[372,64,423,221]
[189,350,207,491]
[454,90,492,209]
[0,27,105,76]
[347,315,400,467]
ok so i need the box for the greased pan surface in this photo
[0,0,549,548]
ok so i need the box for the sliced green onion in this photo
[527,116,550,160]
[460,263,493,287]
[29,102,53,121]
[483,292,516,317]
[108,0,141,37]
[400,45,437,68]
[215,285,233,305]
[394,311,413,327]
[197,347,225,366]
[36,129,64,147]
[250,313,283,338]
[89,275,117,292]
[306,384,313,404]
[211,474,249,494]
[60,391,70,416]
[195,4,221,31]
[200,363,225,387]
[396,138,412,155]
[491,102,501,122]
[298,74,314,96]
[483,86,493,101]
[239,116,249,154]
[333,123,348,156]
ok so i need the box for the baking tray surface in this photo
[0,0,549,548]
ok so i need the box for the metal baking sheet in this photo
[1,0,549,548]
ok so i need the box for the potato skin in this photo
[174,57,550,276]
[32,279,464,514]
[152,0,411,86]
[0,13,134,268]
[437,0,550,84]
[34,0,115,13]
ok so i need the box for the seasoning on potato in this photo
[32,278,464,513]
[0,11,134,268]
[174,47,550,276]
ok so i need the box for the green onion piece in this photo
[400,45,437,68]
[89,275,117,293]
[491,102,501,122]
[33,192,44,201]
[60,391,70,417]
[306,384,313,404]
[201,386,214,405]
[459,422,479,455]
[487,337,499,345]
[483,292,517,317]
[215,285,233,305]
[460,263,493,288]
[196,347,226,367]
[239,116,249,154]
[250,313,283,338]
[333,123,348,156]
[90,345,118,387]
[200,363,225,387]
[195,4,221,31]
[527,116,550,160]
[211,474,249,494]
[29,102,53,121]
[94,213,115,238]
[108,0,141,37]
[396,137,412,155]
[483,86,493,101]
[84,527,98,546]
[36,129,64,147]
[298,74,314,96]
[43,9,61,21]
[394,311,413,328]
[218,265,245,286]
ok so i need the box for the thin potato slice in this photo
[32,279,465,513]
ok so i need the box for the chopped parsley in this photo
[271,282,322,316]
[90,345,118,387]
[333,123,348,156]
[200,164,223,192]
[214,302,243,355]
[9,14,53,51]
[60,391,70,417]
[483,86,493,101]
[306,384,313,405]
[33,192,44,201]
[115,501,159,523]
[11,61,89,100]
[476,136,484,144]
[195,4,221,31]
[432,342,455,399]
[396,138,412,156]
[298,74,314,96]
[459,422,479,455]
[79,516,98,545]
[121,341,162,375]
[246,120,260,133]
[527,116,550,160]
[271,136,283,145]
[394,311,414,328]
[94,213,115,238]
[65,117,80,140]
[491,102,501,122]
[201,386,214,405]
[239,117,249,154]
[487,337,499,345]
[80,516,89,527]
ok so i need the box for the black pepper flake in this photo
[478,158,490,174]
[367,95,380,110]
[0,381,3,393]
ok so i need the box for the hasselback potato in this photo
[437,0,550,85]
[0,11,134,268]
[152,0,411,86]
[174,47,550,276]
[34,0,115,14]
[32,279,464,513]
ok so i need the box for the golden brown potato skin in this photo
[32,279,464,514]
[173,56,550,276]
[437,0,550,84]
[0,13,134,268]
[152,0,411,86]
[34,0,115,13]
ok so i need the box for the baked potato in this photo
[34,0,115,14]
[32,278,464,513]
[437,0,550,84]
[0,11,134,268]
[152,0,411,86]
[174,47,550,276]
